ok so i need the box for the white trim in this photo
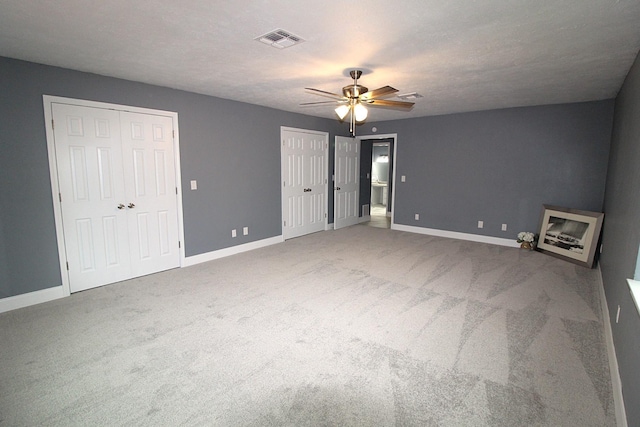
[42,95,185,296]
[0,286,66,314]
[391,223,520,248]
[601,271,628,427]
[183,235,284,267]
[356,133,398,226]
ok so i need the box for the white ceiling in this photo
[1,0,640,122]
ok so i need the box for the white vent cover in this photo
[397,92,424,100]
[256,29,305,49]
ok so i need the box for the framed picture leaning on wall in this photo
[536,205,604,268]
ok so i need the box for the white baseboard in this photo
[183,235,284,267]
[0,286,66,314]
[598,268,628,427]
[391,224,520,248]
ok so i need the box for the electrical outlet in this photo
[231,229,237,238]
[243,227,249,236]
[477,220,484,229]
[401,175,406,182]
[190,180,197,190]
[502,224,507,231]
[415,213,419,220]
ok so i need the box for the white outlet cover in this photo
[243,227,248,235]
[415,213,419,220]
[401,175,406,182]
[190,180,197,190]
[502,224,507,231]
[231,229,237,237]
[478,221,484,228]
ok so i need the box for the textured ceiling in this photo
[1,1,640,122]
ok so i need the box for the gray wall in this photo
[600,49,640,426]
[359,140,373,216]
[0,56,345,298]
[369,101,614,238]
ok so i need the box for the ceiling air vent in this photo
[397,92,424,100]
[256,29,305,49]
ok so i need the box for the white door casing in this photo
[357,133,398,227]
[281,128,328,240]
[45,96,184,294]
[334,136,359,230]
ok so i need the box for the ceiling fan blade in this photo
[300,100,345,106]
[367,99,415,109]
[361,86,398,100]
[304,87,345,99]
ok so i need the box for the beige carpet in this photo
[0,226,616,426]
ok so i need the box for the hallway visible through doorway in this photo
[365,204,391,228]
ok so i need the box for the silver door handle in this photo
[128,203,135,209]
[335,187,341,191]
[117,204,125,210]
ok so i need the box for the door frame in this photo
[356,133,398,227]
[280,126,330,239]
[43,95,185,297]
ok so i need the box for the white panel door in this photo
[120,112,180,277]
[53,103,131,292]
[53,104,180,293]
[281,129,327,240]
[334,136,360,229]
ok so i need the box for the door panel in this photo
[334,136,360,229]
[53,103,131,292]
[120,111,180,277]
[281,129,327,240]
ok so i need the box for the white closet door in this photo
[281,129,327,240]
[53,104,180,293]
[120,112,180,277]
[53,103,131,292]
[334,136,360,229]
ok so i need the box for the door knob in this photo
[117,204,125,210]
[128,203,135,209]
[336,187,341,191]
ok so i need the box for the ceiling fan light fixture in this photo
[335,105,350,120]
[354,103,368,122]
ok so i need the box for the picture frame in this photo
[536,205,604,268]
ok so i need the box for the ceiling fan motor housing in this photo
[343,85,368,98]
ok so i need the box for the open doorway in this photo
[359,137,394,229]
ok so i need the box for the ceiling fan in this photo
[301,70,415,136]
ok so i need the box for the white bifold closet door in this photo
[52,103,180,293]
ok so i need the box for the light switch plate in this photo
[401,175,406,182]
[190,180,197,190]
[243,227,249,235]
